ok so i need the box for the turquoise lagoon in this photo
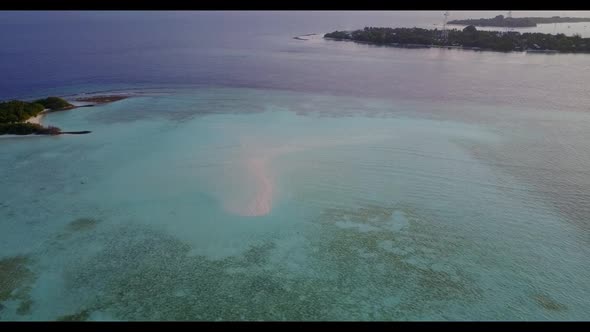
[1,87,590,320]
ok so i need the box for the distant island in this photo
[324,26,590,53]
[73,95,129,104]
[448,15,590,28]
[293,33,318,41]
[0,95,129,136]
[0,97,72,136]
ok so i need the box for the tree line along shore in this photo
[0,97,73,136]
[448,15,590,28]
[0,95,128,136]
[324,25,590,53]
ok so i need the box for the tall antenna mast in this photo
[506,10,513,33]
[442,11,450,43]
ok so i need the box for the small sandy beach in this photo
[0,110,49,138]
[25,110,48,125]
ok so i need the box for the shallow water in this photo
[1,87,589,320]
[2,11,590,321]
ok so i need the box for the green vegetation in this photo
[324,26,590,53]
[33,96,73,111]
[449,15,590,28]
[0,101,44,123]
[0,123,61,135]
[0,98,67,135]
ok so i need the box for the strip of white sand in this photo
[25,109,48,125]
[0,110,50,138]
[224,157,274,217]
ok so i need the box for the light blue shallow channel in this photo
[1,87,589,320]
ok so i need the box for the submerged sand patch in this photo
[533,294,567,311]
[224,157,274,217]
[67,218,100,232]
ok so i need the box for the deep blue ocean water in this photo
[1,11,590,320]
